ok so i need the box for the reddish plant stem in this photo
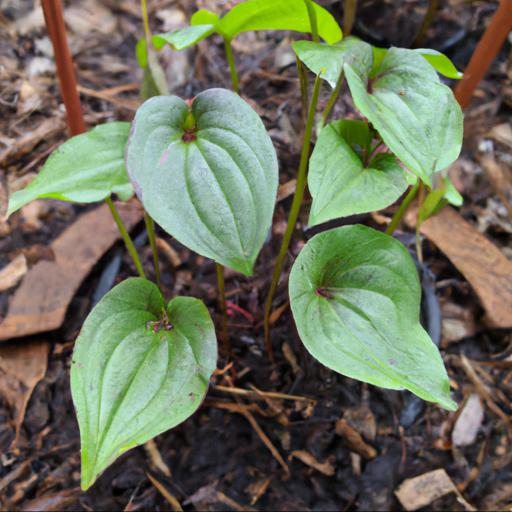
[454,0,512,109]
[41,0,86,136]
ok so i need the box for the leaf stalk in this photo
[385,182,420,236]
[263,73,323,360]
[224,37,240,94]
[144,212,161,289]
[106,197,146,279]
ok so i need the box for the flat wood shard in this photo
[0,201,143,341]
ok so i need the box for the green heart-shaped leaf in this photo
[292,37,373,88]
[220,0,342,43]
[345,47,463,185]
[153,0,342,51]
[126,89,278,275]
[7,122,133,217]
[372,46,463,80]
[289,225,456,411]
[308,120,408,226]
[71,278,217,490]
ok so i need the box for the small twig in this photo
[144,439,171,478]
[146,472,183,512]
[213,384,314,403]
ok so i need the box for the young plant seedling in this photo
[8,0,466,490]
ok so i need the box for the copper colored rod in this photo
[42,0,86,135]
[454,0,512,109]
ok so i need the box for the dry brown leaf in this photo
[335,418,377,459]
[489,122,512,149]
[343,403,377,442]
[289,450,335,476]
[395,469,456,511]
[452,393,484,447]
[0,340,49,445]
[406,207,512,328]
[0,254,28,292]
[0,202,143,341]
[65,0,117,36]
[441,301,478,345]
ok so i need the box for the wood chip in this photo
[0,117,66,166]
[155,237,182,268]
[335,418,377,459]
[406,206,512,328]
[0,201,143,341]
[395,469,456,511]
[289,450,335,476]
[0,254,28,292]
[277,179,296,202]
[0,340,49,445]
[452,393,484,447]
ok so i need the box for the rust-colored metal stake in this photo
[454,0,512,109]
[42,0,86,136]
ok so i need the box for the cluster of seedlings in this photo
[7,0,463,489]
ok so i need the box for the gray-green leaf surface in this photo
[308,120,408,226]
[292,37,373,88]
[126,88,278,275]
[289,225,456,410]
[7,122,133,216]
[71,278,217,490]
[345,47,463,184]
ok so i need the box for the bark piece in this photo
[0,340,49,443]
[0,201,143,341]
[0,255,28,292]
[452,393,484,447]
[407,207,512,328]
[395,469,456,511]
[335,418,377,459]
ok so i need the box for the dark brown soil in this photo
[1,1,512,510]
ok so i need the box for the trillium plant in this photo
[8,0,464,490]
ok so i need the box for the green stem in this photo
[296,56,309,122]
[106,197,146,279]
[413,0,439,48]
[224,37,239,93]
[263,74,323,360]
[416,182,425,262]
[215,262,230,352]
[140,0,151,43]
[321,70,344,129]
[144,212,161,289]
[385,182,420,235]
[343,0,358,37]
[305,0,319,42]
